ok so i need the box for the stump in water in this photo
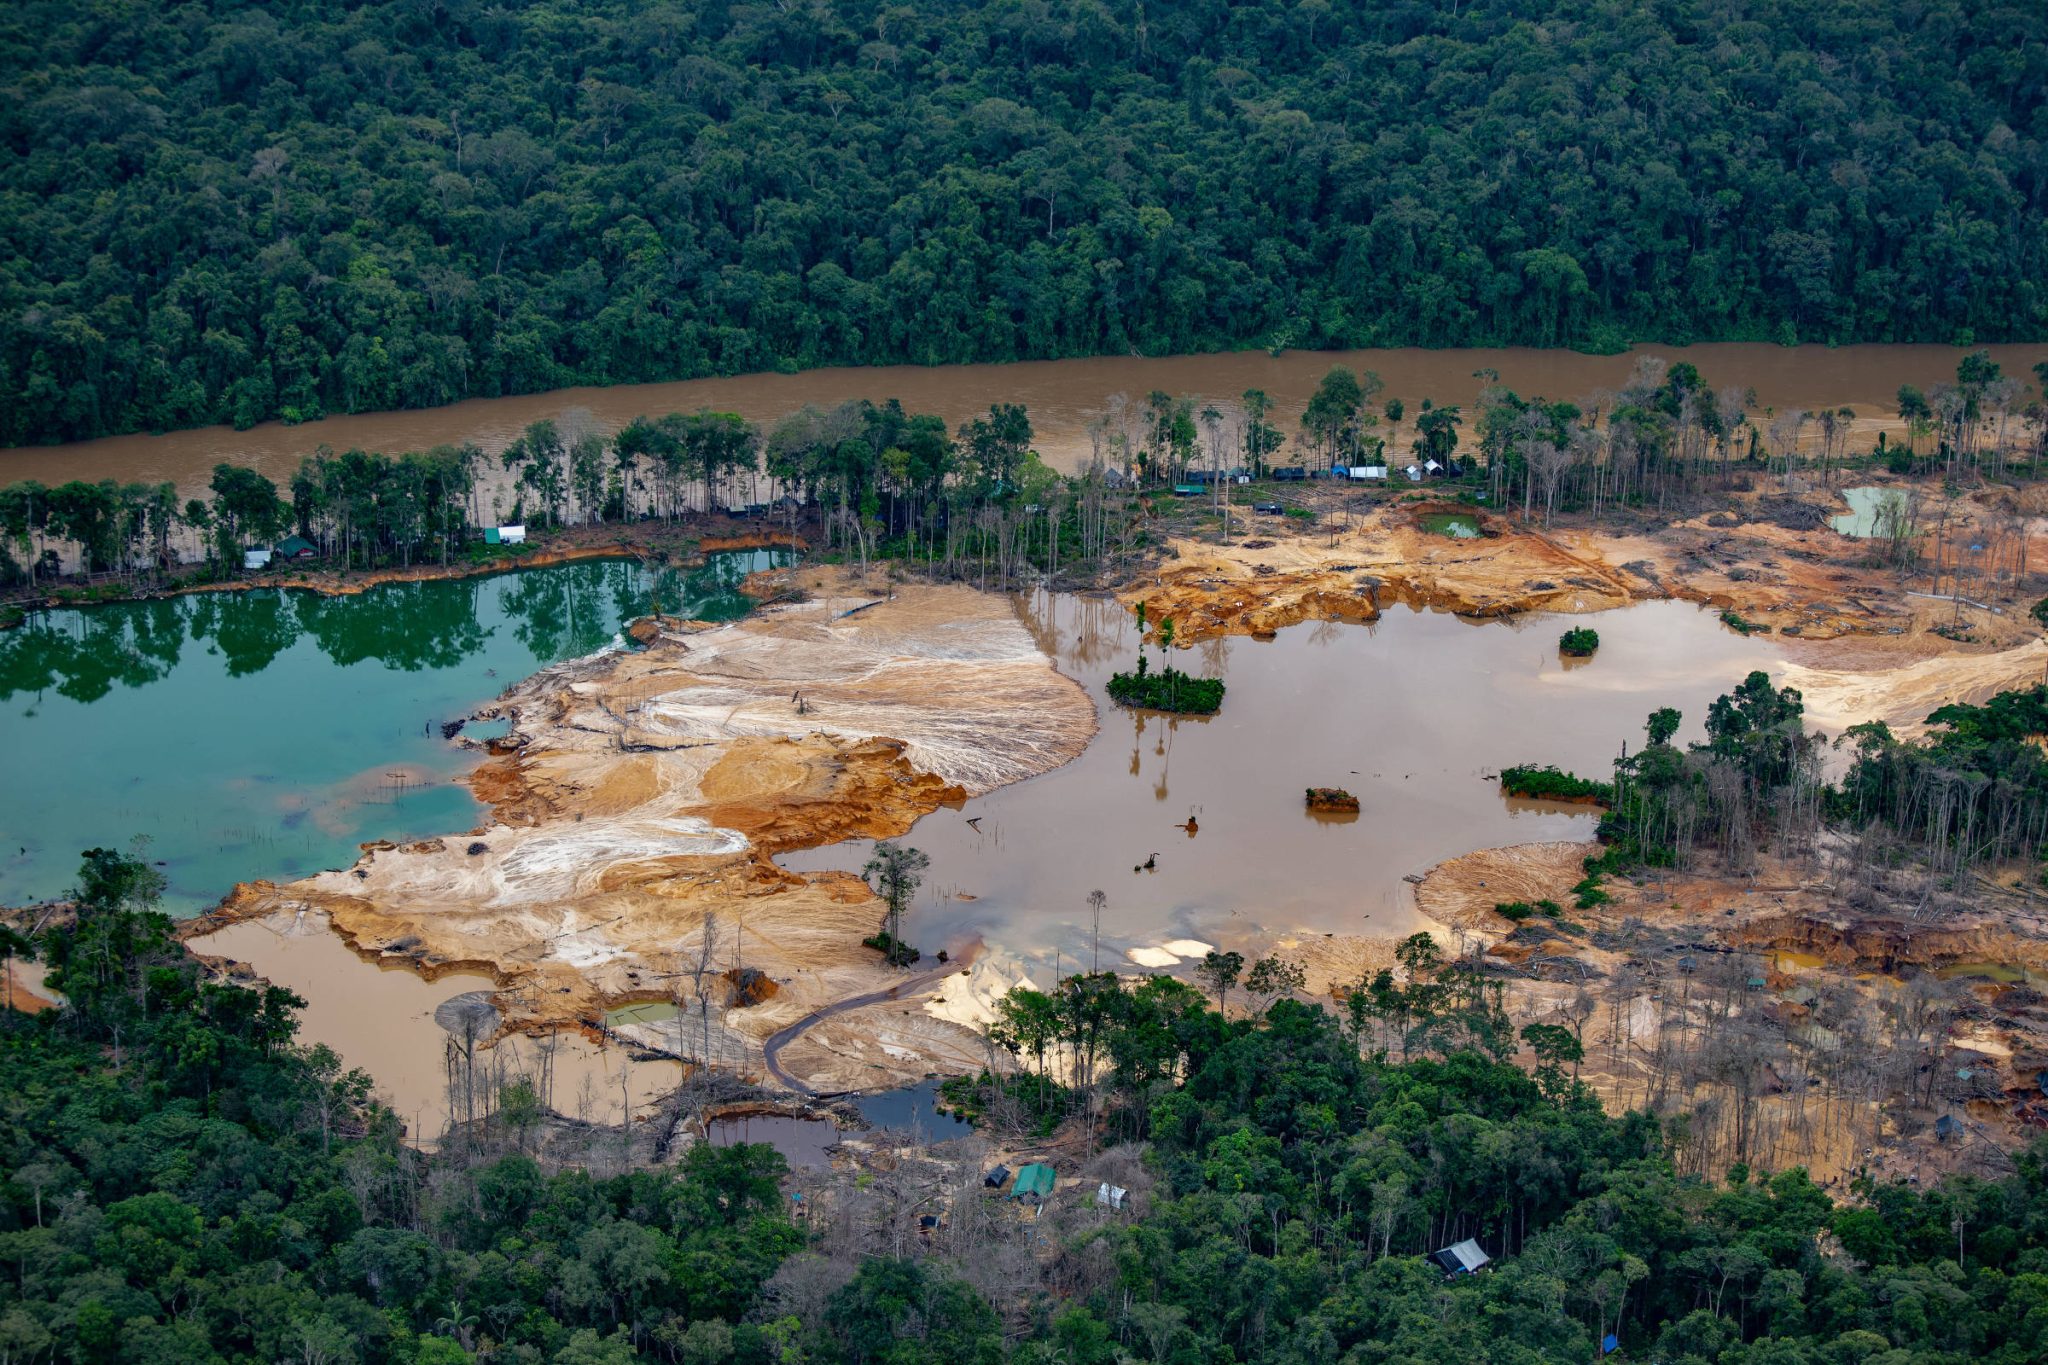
[1305,787,1360,812]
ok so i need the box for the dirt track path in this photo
[762,958,971,1094]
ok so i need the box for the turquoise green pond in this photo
[1420,512,1482,539]
[1831,486,1904,539]
[0,550,786,914]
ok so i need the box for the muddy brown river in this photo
[7,343,2042,497]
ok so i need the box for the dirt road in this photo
[763,958,972,1093]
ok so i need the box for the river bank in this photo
[0,519,803,626]
[7,342,2044,499]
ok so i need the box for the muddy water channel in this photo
[0,551,784,912]
[8,342,2042,497]
[783,594,1783,970]
[193,911,675,1138]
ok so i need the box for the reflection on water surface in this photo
[783,594,1783,973]
[0,551,784,911]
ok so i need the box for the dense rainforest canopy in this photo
[2,0,2044,445]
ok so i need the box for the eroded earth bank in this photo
[188,569,1096,1112]
[190,477,2048,1171]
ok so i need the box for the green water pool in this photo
[0,550,784,913]
[606,1000,683,1028]
[1831,486,1905,539]
[1420,513,1482,539]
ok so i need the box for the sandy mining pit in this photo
[187,480,2048,1160]
[1132,487,2048,745]
[1372,836,2048,1184]
[186,570,1097,1116]
[1134,482,2045,654]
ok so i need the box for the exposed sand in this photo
[1131,484,2040,657]
[1787,639,2048,738]
[2,959,58,1014]
[188,573,1097,1097]
[1413,841,1605,938]
[184,484,2048,1146]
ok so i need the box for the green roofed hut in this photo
[1008,1163,1055,1203]
[275,534,320,560]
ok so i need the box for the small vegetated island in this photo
[1498,763,1614,805]
[1558,626,1600,657]
[1107,606,1225,714]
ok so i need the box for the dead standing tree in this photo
[691,913,723,1084]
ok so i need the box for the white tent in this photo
[243,548,273,570]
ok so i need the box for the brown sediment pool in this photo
[705,1112,839,1168]
[781,592,1784,971]
[1937,962,2048,989]
[189,912,676,1139]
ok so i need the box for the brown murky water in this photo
[191,912,675,1140]
[781,594,1786,970]
[705,1113,839,1168]
[7,343,2041,497]
[199,595,1829,1122]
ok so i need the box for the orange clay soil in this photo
[1130,481,2039,642]
[185,570,1095,1091]
[1126,484,2048,735]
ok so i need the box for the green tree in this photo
[863,841,930,966]
[1195,949,1244,1013]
